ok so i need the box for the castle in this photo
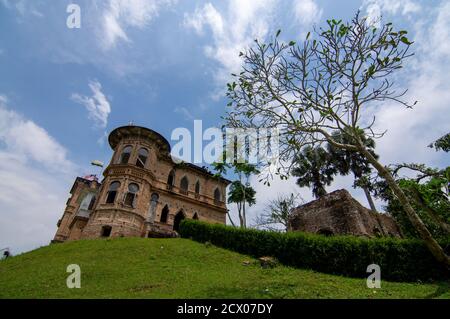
[53,125,230,242]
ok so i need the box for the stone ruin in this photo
[287,189,402,238]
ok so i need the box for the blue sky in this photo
[0,0,449,254]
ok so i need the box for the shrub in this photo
[179,220,449,282]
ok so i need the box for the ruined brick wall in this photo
[288,189,402,238]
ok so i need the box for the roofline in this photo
[108,125,171,152]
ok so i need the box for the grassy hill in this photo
[0,237,448,299]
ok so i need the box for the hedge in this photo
[179,219,450,282]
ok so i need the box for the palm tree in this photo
[292,146,337,199]
[228,180,256,228]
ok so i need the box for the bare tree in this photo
[255,193,303,231]
[224,13,450,267]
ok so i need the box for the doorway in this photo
[173,211,185,232]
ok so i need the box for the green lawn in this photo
[0,238,448,298]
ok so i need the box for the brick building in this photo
[53,125,230,242]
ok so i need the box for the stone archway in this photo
[173,210,185,232]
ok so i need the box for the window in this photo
[180,176,188,194]
[119,145,132,164]
[136,148,148,168]
[160,205,169,223]
[167,170,175,190]
[79,193,94,211]
[87,196,96,210]
[124,183,139,207]
[151,193,159,202]
[195,181,200,198]
[106,181,120,204]
[148,193,159,222]
[101,225,112,237]
[214,188,221,203]
[193,212,199,220]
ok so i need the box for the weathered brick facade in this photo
[53,125,230,242]
[288,189,402,238]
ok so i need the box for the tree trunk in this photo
[237,202,244,228]
[242,201,247,228]
[227,211,236,227]
[358,145,450,268]
[362,185,377,213]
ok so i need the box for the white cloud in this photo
[363,0,421,26]
[71,80,111,129]
[184,0,322,91]
[0,96,75,173]
[292,0,322,28]
[184,1,278,84]
[0,96,77,254]
[100,0,176,49]
[0,0,43,17]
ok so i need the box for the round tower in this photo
[81,125,172,238]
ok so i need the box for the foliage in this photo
[180,220,450,282]
[212,160,259,228]
[428,132,450,152]
[291,146,337,198]
[228,181,256,207]
[327,129,379,210]
[374,174,450,240]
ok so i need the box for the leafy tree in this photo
[291,146,337,198]
[373,166,450,239]
[212,160,259,228]
[327,129,378,211]
[228,180,256,228]
[224,13,450,266]
[255,193,302,231]
[428,132,450,152]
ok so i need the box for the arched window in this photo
[119,145,132,164]
[167,170,175,190]
[148,193,159,222]
[160,205,169,223]
[180,176,189,194]
[214,187,221,203]
[151,193,159,202]
[106,181,120,204]
[193,212,199,220]
[173,210,185,232]
[136,148,148,168]
[124,183,139,207]
[195,181,200,198]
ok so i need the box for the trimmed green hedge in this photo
[179,220,450,282]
